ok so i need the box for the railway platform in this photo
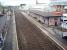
[21,11,67,50]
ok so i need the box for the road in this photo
[2,12,12,50]
[15,10,60,50]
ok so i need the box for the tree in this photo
[20,4,26,6]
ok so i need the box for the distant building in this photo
[50,0,67,15]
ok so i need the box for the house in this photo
[29,10,62,26]
[50,0,67,15]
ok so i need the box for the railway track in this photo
[15,10,60,50]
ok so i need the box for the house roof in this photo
[29,10,62,17]
[50,1,67,6]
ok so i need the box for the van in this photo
[61,17,67,29]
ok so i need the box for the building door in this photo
[55,18,58,26]
[55,22,57,26]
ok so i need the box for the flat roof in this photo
[29,10,62,17]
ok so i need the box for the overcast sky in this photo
[0,0,50,6]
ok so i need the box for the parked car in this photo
[62,31,67,39]
[61,17,67,28]
[61,17,67,38]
